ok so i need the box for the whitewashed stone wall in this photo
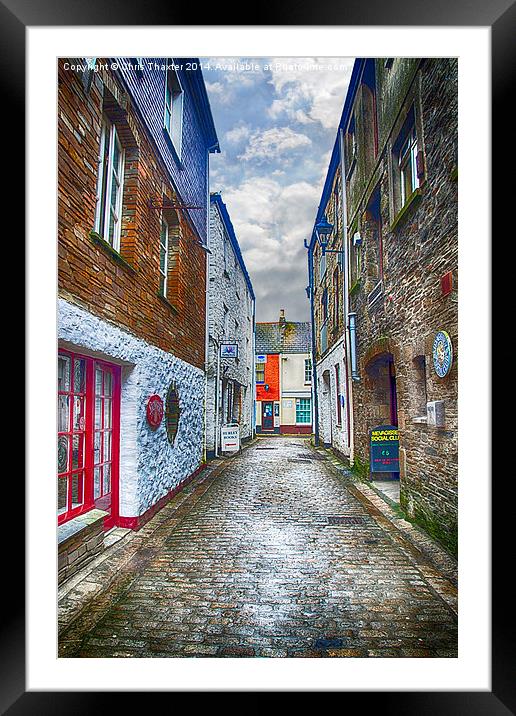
[206,200,255,454]
[316,338,350,455]
[59,298,205,518]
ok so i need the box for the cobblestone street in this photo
[59,437,458,658]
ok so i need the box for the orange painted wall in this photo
[256,354,279,401]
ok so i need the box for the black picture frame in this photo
[10,0,504,710]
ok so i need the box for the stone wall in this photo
[205,197,255,454]
[346,58,458,553]
[58,509,107,584]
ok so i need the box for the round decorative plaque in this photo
[146,394,164,428]
[432,331,453,378]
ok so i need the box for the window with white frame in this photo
[95,116,125,250]
[296,398,311,424]
[159,216,169,296]
[256,362,265,384]
[164,64,184,158]
[304,358,312,384]
[393,107,421,211]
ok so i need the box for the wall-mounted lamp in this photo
[315,217,333,255]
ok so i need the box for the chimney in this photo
[279,309,286,325]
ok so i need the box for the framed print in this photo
[11,0,506,709]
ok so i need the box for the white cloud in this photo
[221,177,320,284]
[267,57,354,130]
[224,123,252,145]
[238,127,312,163]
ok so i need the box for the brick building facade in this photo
[206,193,255,457]
[57,57,219,582]
[309,58,458,554]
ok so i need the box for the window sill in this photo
[58,508,109,547]
[90,232,137,275]
[156,292,179,314]
[390,188,423,232]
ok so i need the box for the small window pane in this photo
[72,433,83,470]
[73,396,85,431]
[104,371,112,396]
[94,433,101,464]
[103,432,111,462]
[103,464,111,495]
[95,368,103,395]
[95,398,102,429]
[58,395,70,432]
[58,435,69,474]
[58,477,68,513]
[74,358,86,393]
[71,473,83,508]
[58,355,71,392]
[94,467,101,498]
[104,398,112,428]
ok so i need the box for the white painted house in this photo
[206,193,256,456]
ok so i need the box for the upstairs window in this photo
[345,114,357,177]
[95,115,125,250]
[321,288,328,323]
[164,64,184,159]
[304,358,312,384]
[256,362,265,384]
[333,267,340,326]
[393,107,422,211]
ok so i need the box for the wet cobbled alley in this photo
[59,437,458,658]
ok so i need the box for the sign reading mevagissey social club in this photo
[432,330,453,378]
[370,425,400,473]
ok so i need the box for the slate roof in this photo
[255,321,312,354]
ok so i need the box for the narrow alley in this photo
[59,437,457,658]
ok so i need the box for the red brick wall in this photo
[256,354,279,401]
[57,59,206,369]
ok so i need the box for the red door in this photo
[93,361,121,529]
[262,401,274,431]
[58,350,120,530]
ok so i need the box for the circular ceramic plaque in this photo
[432,331,453,378]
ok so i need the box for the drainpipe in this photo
[203,158,210,465]
[339,128,355,466]
[214,337,221,456]
[307,242,320,447]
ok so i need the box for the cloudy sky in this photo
[203,57,354,323]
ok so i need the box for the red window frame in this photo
[57,350,121,528]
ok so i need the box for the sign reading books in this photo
[221,424,240,452]
[370,425,400,473]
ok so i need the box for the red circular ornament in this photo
[146,394,164,428]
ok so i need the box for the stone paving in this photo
[59,436,458,658]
